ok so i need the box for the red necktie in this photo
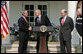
[24,17,29,26]
[62,17,64,26]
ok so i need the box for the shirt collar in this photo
[64,15,67,19]
[22,16,26,19]
[38,15,41,18]
[65,15,67,19]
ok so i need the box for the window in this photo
[25,4,47,26]
[25,5,34,22]
[38,5,47,15]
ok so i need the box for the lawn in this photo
[75,45,82,53]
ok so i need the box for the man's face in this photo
[35,11,40,17]
[61,11,66,17]
[24,11,28,17]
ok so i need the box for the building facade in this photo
[2,1,80,46]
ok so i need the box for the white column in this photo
[68,1,79,45]
[2,1,11,46]
[68,1,78,24]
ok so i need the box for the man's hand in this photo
[49,32,52,35]
[29,26,32,31]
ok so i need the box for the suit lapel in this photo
[41,16,43,23]
[22,16,27,25]
[22,16,26,23]
[60,17,63,25]
[64,16,68,25]
[60,16,68,26]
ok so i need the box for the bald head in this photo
[61,9,67,17]
[35,9,41,17]
[22,10,28,17]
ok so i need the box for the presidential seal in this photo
[40,25,47,32]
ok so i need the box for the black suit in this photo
[35,15,51,53]
[59,16,74,53]
[18,16,29,53]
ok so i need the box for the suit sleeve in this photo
[45,15,52,26]
[69,18,74,32]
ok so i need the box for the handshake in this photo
[28,26,52,35]
[28,26,32,31]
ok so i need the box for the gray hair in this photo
[35,9,41,13]
[61,9,67,13]
[22,10,28,15]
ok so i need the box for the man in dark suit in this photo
[35,9,52,53]
[18,10,32,53]
[59,9,74,53]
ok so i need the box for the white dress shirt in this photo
[37,15,41,22]
[61,16,67,23]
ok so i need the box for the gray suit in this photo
[59,16,74,53]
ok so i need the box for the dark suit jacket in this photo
[35,15,52,36]
[59,16,74,41]
[35,15,51,26]
[18,16,29,32]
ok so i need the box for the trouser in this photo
[36,34,49,53]
[18,31,29,53]
[60,34,71,53]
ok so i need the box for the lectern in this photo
[32,25,54,53]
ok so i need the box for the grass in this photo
[1,45,6,53]
[75,45,82,53]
